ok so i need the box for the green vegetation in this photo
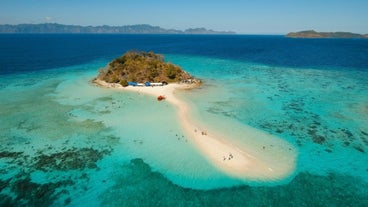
[286,30,368,38]
[97,51,193,86]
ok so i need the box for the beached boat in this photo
[157,95,166,101]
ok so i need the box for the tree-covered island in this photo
[95,51,199,87]
[286,30,368,38]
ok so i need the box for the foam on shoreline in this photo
[93,79,297,181]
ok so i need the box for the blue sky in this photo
[1,0,367,34]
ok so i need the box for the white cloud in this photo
[45,16,52,22]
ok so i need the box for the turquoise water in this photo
[1,35,368,206]
[168,55,368,181]
[1,57,367,206]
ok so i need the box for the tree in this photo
[120,80,128,87]
[97,50,193,84]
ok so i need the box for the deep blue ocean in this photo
[1,34,368,206]
[1,34,368,75]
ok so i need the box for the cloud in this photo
[45,16,52,22]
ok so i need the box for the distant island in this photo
[95,51,199,87]
[286,30,368,38]
[0,23,235,34]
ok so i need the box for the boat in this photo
[157,95,166,101]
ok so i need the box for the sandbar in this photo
[93,79,297,181]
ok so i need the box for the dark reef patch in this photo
[0,179,10,192]
[0,147,112,206]
[325,148,333,153]
[311,135,326,144]
[11,176,73,206]
[100,158,368,207]
[0,175,74,207]
[0,194,15,207]
[0,151,23,158]
[353,146,365,153]
[253,110,366,153]
[35,147,111,171]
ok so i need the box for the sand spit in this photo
[93,79,297,181]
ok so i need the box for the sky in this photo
[1,0,367,34]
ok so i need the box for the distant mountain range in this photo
[0,23,235,34]
[286,30,368,38]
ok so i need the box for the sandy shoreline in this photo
[93,79,297,181]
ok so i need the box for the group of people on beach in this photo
[223,153,233,161]
[194,129,207,136]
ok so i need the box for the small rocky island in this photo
[95,51,199,87]
[286,30,368,38]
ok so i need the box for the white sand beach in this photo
[94,79,297,181]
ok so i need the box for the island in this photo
[286,30,368,38]
[93,51,296,182]
[0,23,236,34]
[95,51,199,87]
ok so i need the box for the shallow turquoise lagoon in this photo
[1,53,368,206]
[0,33,368,206]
